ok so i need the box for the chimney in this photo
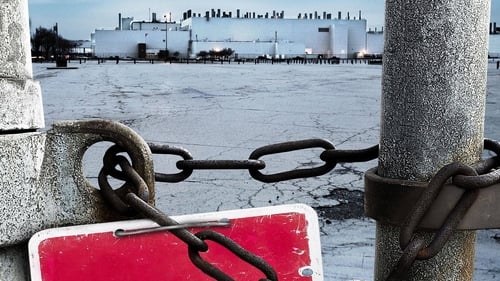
[281,11,285,18]
[310,13,313,19]
[187,9,192,18]
[211,9,215,18]
[315,11,318,19]
[183,12,187,21]
[359,10,362,20]
[118,13,122,30]
[273,10,276,18]
[152,12,157,22]
[217,9,221,18]
[237,9,240,18]
[206,11,210,19]
[323,11,326,20]
[338,11,341,19]
[347,12,350,20]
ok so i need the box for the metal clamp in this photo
[364,167,500,230]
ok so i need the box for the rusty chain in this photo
[150,139,379,183]
[387,138,500,280]
[99,145,278,281]
[98,139,378,280]
[97,138,500,280]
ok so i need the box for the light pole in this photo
[164,12,170,61]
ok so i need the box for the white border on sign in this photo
[29,204,324,281]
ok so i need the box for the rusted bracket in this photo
[365,167,500,230]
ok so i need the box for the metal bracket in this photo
[364,167,500,230]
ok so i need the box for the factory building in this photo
[92,9,367,59]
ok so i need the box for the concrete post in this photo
[0,1,44,279]
[376,0,490,280]
[0,0,44,130]
[0,2,155,280]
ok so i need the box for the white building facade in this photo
[92,10,367,59]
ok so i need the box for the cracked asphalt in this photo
[35,61,500,280]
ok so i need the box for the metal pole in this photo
[376,0,490,280]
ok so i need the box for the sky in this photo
[28,0,500,41]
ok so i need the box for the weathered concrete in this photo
[376,0,490,280]
[0,120,155,246]
[0,1,46,278]
[0,2,156,279]
[0,120,155,279]
[0,0,44,130]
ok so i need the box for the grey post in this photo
[0,1,154,279]
[376,0,490,280]
[0,0,44,278]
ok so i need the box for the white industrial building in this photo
[92,9,367,59]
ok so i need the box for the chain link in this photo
[398,163,478,257]
[188,230,278,281]
[320,144,379,163]
[387,164,479,279]
[148,143,194,183]
[151,139,379,184]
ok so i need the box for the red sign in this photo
[29,204,323,280]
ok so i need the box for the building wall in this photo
[191,41,306,58]
[94,30,189,58]
[93,15,366,59]
[185,17,366,58]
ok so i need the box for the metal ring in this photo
[416,188,479,260]
[149,143,194,183]
[101,145,129,181]
[399,163,477,250]
[98,155,151,215]
[53,120,155,205]
[248,139,336,183]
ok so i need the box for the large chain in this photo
[98,139,378,280]
[97,138,500,280]
[150,139,379,183]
